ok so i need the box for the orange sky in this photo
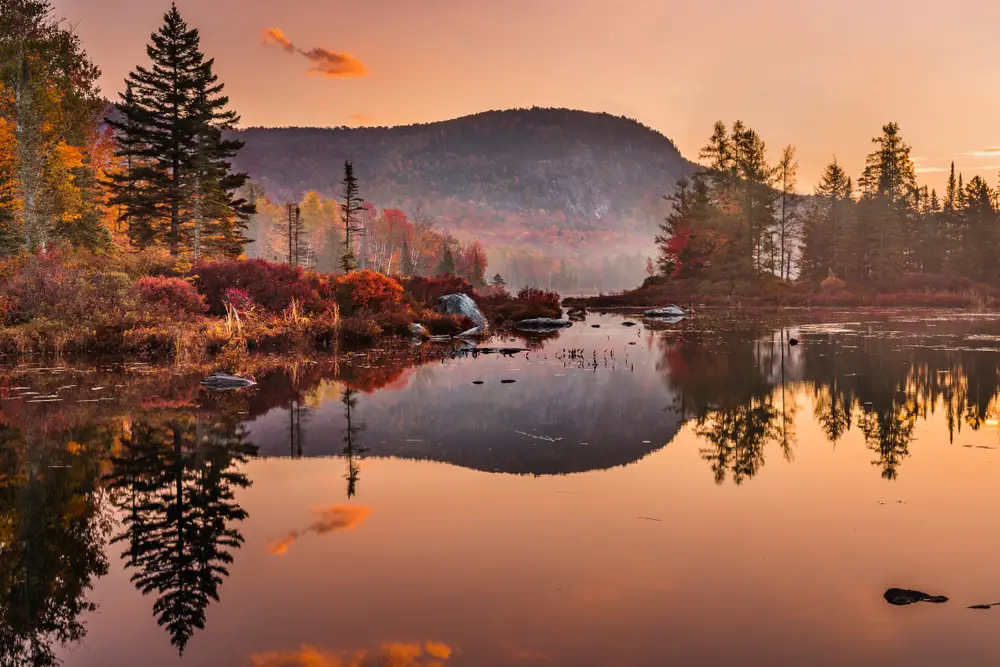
[55,0,1000,193]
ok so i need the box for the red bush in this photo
[334,270,404,314]
[193,259,316,315]
[402,274,474,307]
[221,287,256,311]
[137,276,207,316]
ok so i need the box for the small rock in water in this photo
[622,321,637,327]
[501,379,516,384]
[968,604,994,610]
[591,324,601,329]
[789,338,799,346]
[472,381,485,385]
[201,372,257,391]
[883,588,948,606]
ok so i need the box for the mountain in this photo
[231,108,696,281]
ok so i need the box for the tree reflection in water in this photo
[658,319,1000,484]
[0,426,110,667]
[105,414,256,654]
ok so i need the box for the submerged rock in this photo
[622,321,638,327]
[883,588,949,606]
[517,318,573,331]
[436,294,488,330]
[644,305,691,319]
[456,326,487,338]
[201,373,257,391]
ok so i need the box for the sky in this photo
[54,0,1000,193]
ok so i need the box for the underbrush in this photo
[0,251,564,359]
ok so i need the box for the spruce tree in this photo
[400,240,415,276]
[491,273,506,288]
[108,3,251,258]
[944,162,957,211]
[339,161,364,272]
[438,242,455,275]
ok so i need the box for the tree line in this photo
[657,120,1000,291]
[1,1,495,286]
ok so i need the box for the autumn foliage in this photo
[136,276,207,317]
[332,270,404,314]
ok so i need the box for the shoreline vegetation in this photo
[0,250,562,363]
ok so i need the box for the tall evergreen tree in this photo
[108,3,252,258]
[800,157,852,282]
[944,162,957,211]
[437,242,455,275]
[339,161,364,272]
[400,240,415,276]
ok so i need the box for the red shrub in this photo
[137,276,207,316]
[221,287,256,311]
[334,270,403,314]
[402,274,474,307]
[193,259,316,315]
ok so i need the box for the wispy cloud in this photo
[266,505,371,555]
[249,641,455,667]
[965,147,1000,158]
[349,113,377,124]
[914,166,947,174]
[262,28,368,78]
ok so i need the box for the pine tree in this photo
[438,242,455,275]
[944,162,957,211]
[339,161,364,272]
[800,157,852,282]
[108,3,251,258]
[400,240,415,276]
[491,273,506,288]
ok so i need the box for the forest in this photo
[0,1,563,357]
[626,120,1000,307]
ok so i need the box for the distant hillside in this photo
[232,108,696,250]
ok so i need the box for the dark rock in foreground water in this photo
[201,373,257,391]
[883,588,948,605]
[516,318,573,331]
[501,379,516,384]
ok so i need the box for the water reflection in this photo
[2,315,1000,664]
[105,415,256,653]
[0,428,109,667]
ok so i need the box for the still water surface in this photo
[4,311,1000,666]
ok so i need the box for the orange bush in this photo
[334,270,403,314]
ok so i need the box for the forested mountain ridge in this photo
[231,108,696,242]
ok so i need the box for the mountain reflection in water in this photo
[1,312,1000,666]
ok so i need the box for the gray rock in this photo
[408,323,429,338]
[436,294,488,330]
[644,305,691,318]
[201,373,257,391]
[516,318,573,331]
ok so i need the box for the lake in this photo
[4,310,1000,667]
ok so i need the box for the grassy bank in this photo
[0,250,562,360]
[564,274,1000,310]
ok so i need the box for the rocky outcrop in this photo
[436,294,488,330]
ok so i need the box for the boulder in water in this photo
[436,294,488,330]
[517,318,573,331]
[201,372,257,391]
[883,588,949,606]
[408,323,429,338]
[644,305,691,319]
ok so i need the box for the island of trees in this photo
[573,120,1000,309]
